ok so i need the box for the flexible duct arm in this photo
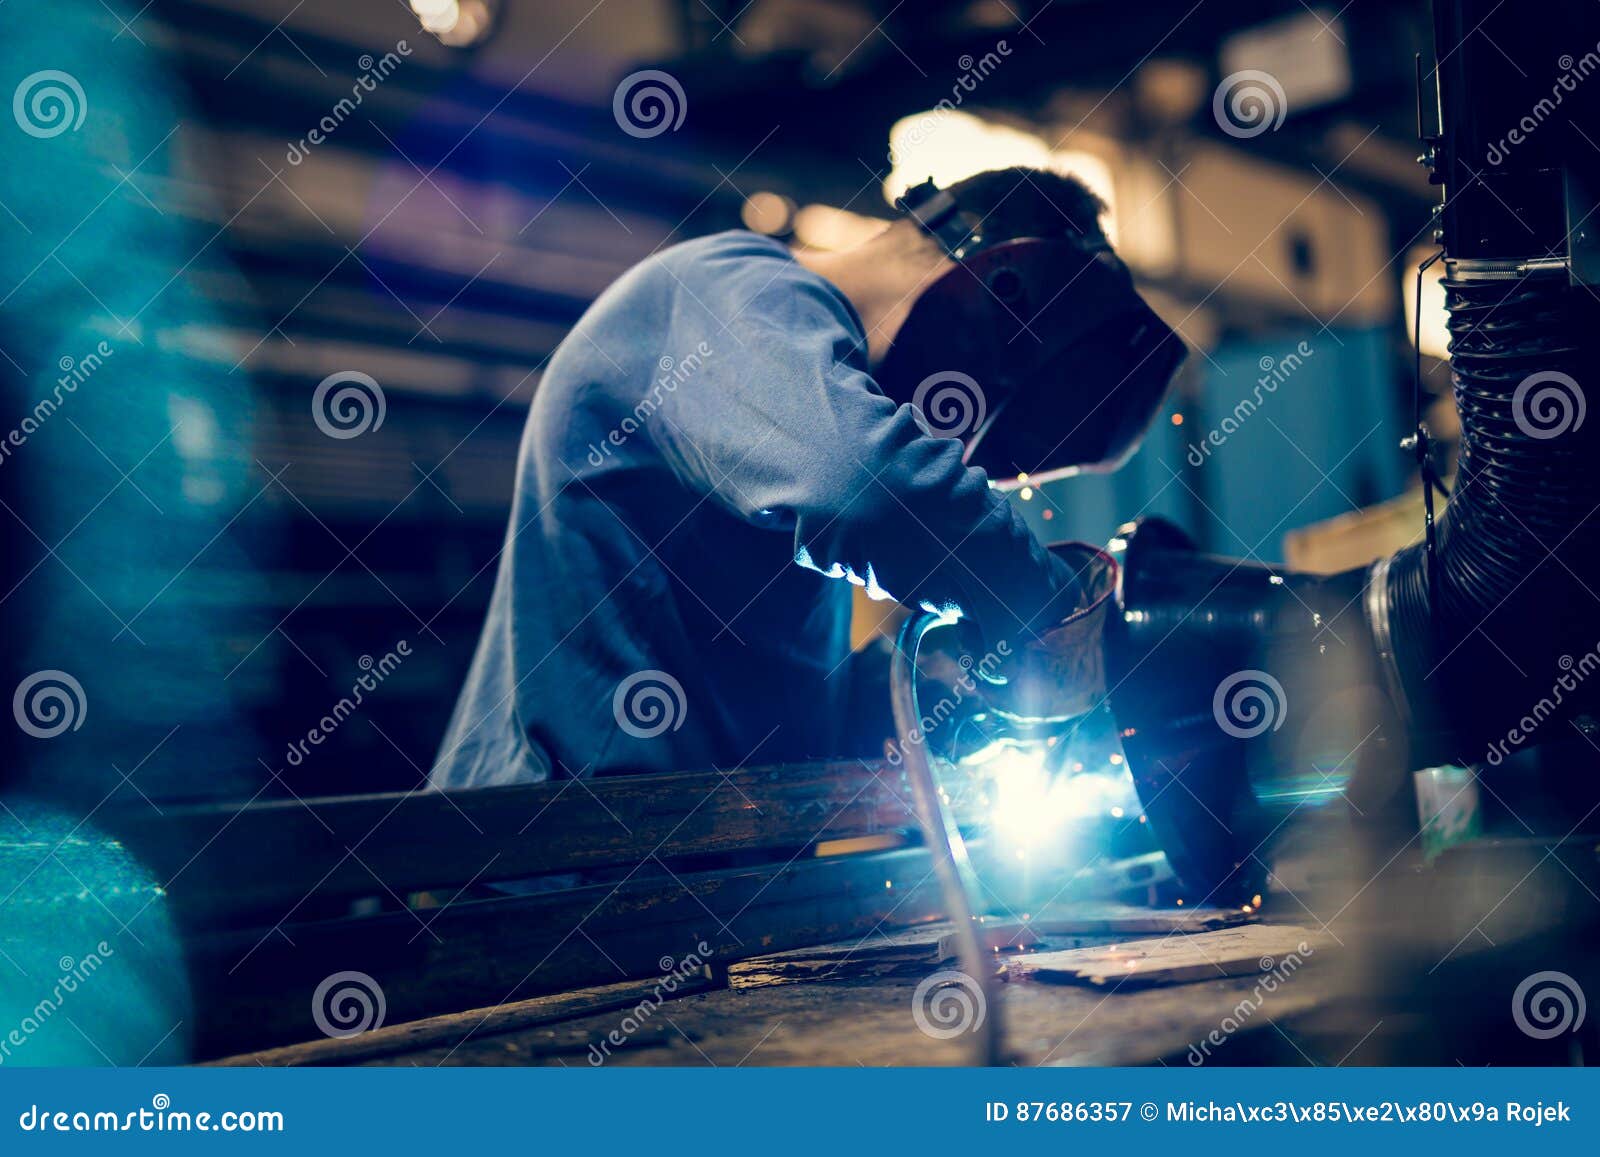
[1381,266,1600,764]
[1108,272,1599,904]
[1104,0,1600,900]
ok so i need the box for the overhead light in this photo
[411,0,496,47]
[1135,58,1210,123]
[740,192,796,236]
[884,110,1120,243]
[886,111,1048,202]
[411,0,457,30]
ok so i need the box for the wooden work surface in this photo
[199,836,1600,1069]
[380,974,1327,1067]
[333,919,1337,1068]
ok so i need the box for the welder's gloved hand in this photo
[969,542,1118,726]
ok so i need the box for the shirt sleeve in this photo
[647,245,1078,648]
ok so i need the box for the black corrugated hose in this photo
[1383,267,1600,762]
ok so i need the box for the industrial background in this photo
[5,0,1600,1073]
[0,0,1449,803]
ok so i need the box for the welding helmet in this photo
[877,178,1186,483]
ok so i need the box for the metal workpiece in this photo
[1104,518,1405,903]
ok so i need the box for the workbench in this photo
[33,760,1592,1068]
[389,962,1334,1068]
[208,916,1341,1068]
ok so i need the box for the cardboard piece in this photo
[1009,924,1322,987]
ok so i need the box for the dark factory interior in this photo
[2,0,1599,1080]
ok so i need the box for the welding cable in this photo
[891,611,1007,1066]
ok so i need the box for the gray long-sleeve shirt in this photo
[430,231,1075,786]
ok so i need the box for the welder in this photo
[431,166,1184,787]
